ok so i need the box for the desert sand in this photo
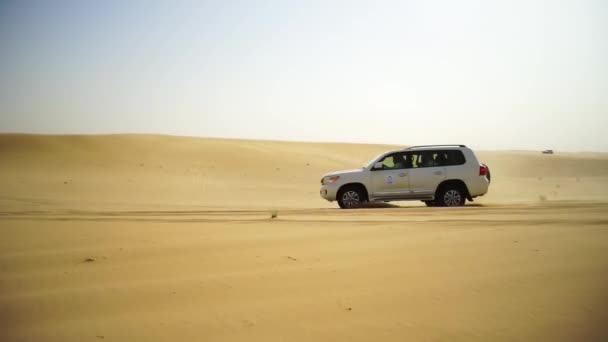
[1,134,607,341]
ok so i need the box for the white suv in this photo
[320,145,490,208]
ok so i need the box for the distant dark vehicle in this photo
[542,150,554,154]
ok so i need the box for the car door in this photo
[369,152,410,198]
[408,150,446,196]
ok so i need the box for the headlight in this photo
[322,175,340,185]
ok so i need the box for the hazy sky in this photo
[1,0,607,151]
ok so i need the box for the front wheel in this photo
[423,200,437,207]
[437,187,466,207]
[337,186,366,209]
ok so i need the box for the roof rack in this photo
[406,144,466,149]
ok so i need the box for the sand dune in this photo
[2,133,607,210]
[1,134,607,341]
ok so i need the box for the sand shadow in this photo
[346,202,487,210]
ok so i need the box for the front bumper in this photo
[320,183,339,202]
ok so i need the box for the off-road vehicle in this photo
[320,145,490,208]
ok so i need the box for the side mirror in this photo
[373,162,384,170]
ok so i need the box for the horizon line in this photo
[1,131,607,154]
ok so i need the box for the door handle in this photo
[399,172,408,177]
[434,171,443,175]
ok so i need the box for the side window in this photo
[373,153,408,170]
[432,151,448,166]
[453,150,466,165]
[405,150,467,168]
[411,151,437,168]
[442,150,466,166]
[381,155,395,169]
[393,153,408,169]
[411,153,421,168]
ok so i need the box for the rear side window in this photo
[432,150,466,166]
[404,150,467,168]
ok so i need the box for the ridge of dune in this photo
[1,133,608,211]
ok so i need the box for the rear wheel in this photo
[337,186,366,209]
[437,187,466,207]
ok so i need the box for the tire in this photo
[337,186,366,209]
[437,186,466,207]
[423,200,437,207]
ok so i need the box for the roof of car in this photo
[405,144,467,150]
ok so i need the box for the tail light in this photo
[479,164,488,177]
